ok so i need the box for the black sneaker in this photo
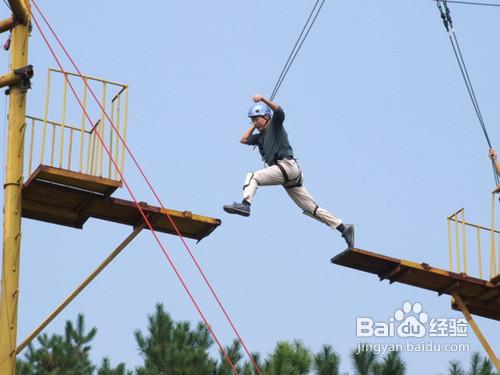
[342,224,354,249]
[223,202,250,217]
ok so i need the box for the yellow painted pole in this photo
[454,214,461,273]
[0,16,14,33]
[495,235,500,282]
[492,198,500,277]
[477,227,483,280]
[497,233,500,277]
[92,126,98,174]
[120,87,128,177]
[67,129,74,170]
[109,100,114,179]
[0,1,30,373]
[27,115,87,133]
[443,218,500,234]
[40,69,51,164]
[447,219,453,272]
[452,293,500,371]
[49,68,125,86]
[79,79,87,173]
[491,193,496,278]
[28,118,34,176]
[0,71,22,88]
[462,209,467,274]
[114,93,121,180]
[15,225,144,355]
[86,128,92,174]
[99,83,106,177]
[59,75,68,169]
[50,122,56,166]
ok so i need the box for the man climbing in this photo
[223,94,355,250]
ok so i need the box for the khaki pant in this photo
[243,159,342,229]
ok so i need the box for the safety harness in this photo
[275,159,303,189]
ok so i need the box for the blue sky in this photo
[2,0,500,373]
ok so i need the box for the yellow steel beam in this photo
[0,71,20,88]
[0,16,14,33]
[26,115,92,134]
[0,66,33,89]
[452,293,500,371]
[447,207,464,219]
[49,68,127,88]
[16,225,144,355]
[0,5,30,373]
[462,210,467,274]
[448,219,500,235]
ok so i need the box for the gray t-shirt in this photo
[247,106,294,165]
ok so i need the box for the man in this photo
[223,94,354,249]
[489,148,500,174]
[488,148,500,192]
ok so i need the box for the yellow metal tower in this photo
[0,1,31,374]
[0,2,221,374]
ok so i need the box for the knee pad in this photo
[243,173,255,190]
[302,205,327,225]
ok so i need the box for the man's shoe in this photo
[342,224,355,249]
[223,202,250,217]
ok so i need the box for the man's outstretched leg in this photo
[285,185,355,249]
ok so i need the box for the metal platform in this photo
[22,165,221,241]
[332,248,500,321]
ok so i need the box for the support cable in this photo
[30,13,240,375]
[2,0,11,11]
[30,2,263,374]
[270,0,326,101]
[436,0,499,184]
[433,0,500,7]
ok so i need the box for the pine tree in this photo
[97,357,132,375]
[134,303,216,374]
[16,314,96,374]
[265,340,312,375]
[351,346,377,375]
[374,351,406,375]
[216,339,244,375]
[313,344,341,375]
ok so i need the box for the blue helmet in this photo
[248,102,273,118]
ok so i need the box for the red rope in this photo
[30,2,264,375]
[30,13,240,375]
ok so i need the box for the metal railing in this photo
[447,196,500,281]
[25,68,128,181]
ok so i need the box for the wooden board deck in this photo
[332,248,500,321]
[22,165,221,241]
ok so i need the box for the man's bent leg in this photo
[243,165,285,204]
[224,165,285,217]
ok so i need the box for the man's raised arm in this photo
[252,94,279,112]
[240,124,256,144]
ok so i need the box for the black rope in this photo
[452,34,490,146]
[433,0,500,7]
[436,0,499,184]
[270,0,326,101]
[3,0,11,11]
[437,1,487,144]
[443,0,493,149]
[270,0,321,101]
